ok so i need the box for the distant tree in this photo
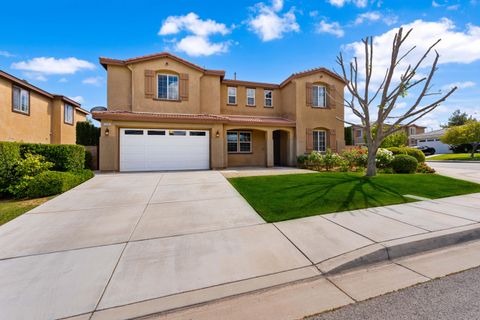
[336,27,457,176]
[76,120,100,146]
[380,131,408,148]
[442,109,473,128]
[441,120,480,158]
[344,126,353,145]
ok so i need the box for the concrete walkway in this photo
[0,171,479,319]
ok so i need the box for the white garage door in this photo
[120,128,210,172]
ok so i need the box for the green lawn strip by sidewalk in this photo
[0,197,51,226]
[229,172,480,223]
[428,153,480,161]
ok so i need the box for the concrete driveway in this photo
[1,170,480,319]
[428,161,480,183]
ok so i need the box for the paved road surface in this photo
[309,266,480,320]
[428,161,480,183]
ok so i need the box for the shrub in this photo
[417,162,436,174]
[386,147,407,156]
[375,148,394,169]
[307,151,324,171]
[323,149,343,171]
[84,150,93,170]
[12,154,53,179]
[380,131,408,148]
[76,121,100,146]
[387,147,426,163]
[342,148,368,169]
[391,155,418,174]
[0,142,21,192]
[20,143,85,172]
[297,154,308,168]
[10,169,94,199]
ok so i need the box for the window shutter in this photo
[327,85,336,109]
[306,82,313,107]
[329,129,337,152]
[179,73,189,101]
[144,70,155,98]
[306,128,313,153]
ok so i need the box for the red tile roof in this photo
[92,111,295,127]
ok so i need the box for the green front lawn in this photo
[229,172,480,222]
[428,153,480,161]
[0,197,51,226]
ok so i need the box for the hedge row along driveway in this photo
[229,172,480,222]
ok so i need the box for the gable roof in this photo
[0,70,88,113]
[279,67,347,87]
[99,52,225,77]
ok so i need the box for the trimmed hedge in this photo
[387,147,426,163]
[76,121,100,146]
[391,155,418,174]
[19,143,85,172]
[13,169,94,199]
[0,142,21,192]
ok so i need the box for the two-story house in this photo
[92,52,345,172]
[0,70,89,144]
[350,123,426,147]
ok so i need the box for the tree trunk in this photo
[471,143,478,159]
[366,146,378,177]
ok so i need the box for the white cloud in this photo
[82,76,103,86]
[432,0,441,7]
[69,96,85,104]
[327,0,368,8]
[345,18,480,84]
[159,12,230,37]
[447,4,460,10]
[23,72,47,82]
[247,0,300,41]
[158,12,232,56]
[59,77,68,83]
[11,57,95,75]
[175,36,230,57]
[316,21,345,38]
[441,81,476,91]
[354,11,398,26]
[309,10,319,17]
[0,50,15,57]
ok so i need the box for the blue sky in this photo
[1,0,479,129]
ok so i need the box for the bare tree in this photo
[336,27,457,176]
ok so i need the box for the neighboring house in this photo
[92,52,345,172]
[348,123,426,147]
[0,70,89,144]
[410,129,452,154]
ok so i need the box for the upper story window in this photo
[227,87,237,105]
[409,127,416,135]
[64,104,74,124]
[312,85,326,108]
[158,74,179,100]
[264,90,273,107]
[12,86,30,114]
[246,88,255,106]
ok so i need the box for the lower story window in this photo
[227,131,252,153]
[313,130,326,152]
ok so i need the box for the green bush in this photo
[341,148,368,169]
[10,169,94,199]
[322,149,343,171]
[76,121,100,146]
[391,155,418,174]
[0,142,21,192]
[20,143,85,172]
[375,148,394,169]
[84,150,93,170]
[297,154,308,168]
[387,147,426,163]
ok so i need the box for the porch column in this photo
[266,129,274,167]
[288,129,296,166]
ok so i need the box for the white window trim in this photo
[157,74,179,100]
[227,131,252,153]
[227,87,237,105]
[312,85,327,108]
[12,86,30,114]
[264,90,273,107]
[246,88,256,106]
[313,130,327,152]
[64,104,74,124]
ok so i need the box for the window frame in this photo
[246,88,256,106]
[312,85,327,108]
[64,103,74,125]
[157,73,179,101]
[313,130,327,152]
[264,89,273,108]
[227,131,252,153]
[227,86,237,105]
[12,85,30,115]
[409,127,416,135]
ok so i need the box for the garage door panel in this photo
[120,129,210,172]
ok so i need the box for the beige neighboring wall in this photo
[0,77,52,144]
[293,74,345,155]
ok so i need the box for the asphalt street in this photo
[308,266,480,320]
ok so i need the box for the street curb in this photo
[319,224,480,275]
[427,160,480,163]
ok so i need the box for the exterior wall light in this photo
[105,128,110,136]
[216,130,220,138]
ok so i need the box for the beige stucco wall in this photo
[0,78,52,143]
[220,84,283,117]
[200,75,221,114]
[293,74,345,155]
[107,65,132,111]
